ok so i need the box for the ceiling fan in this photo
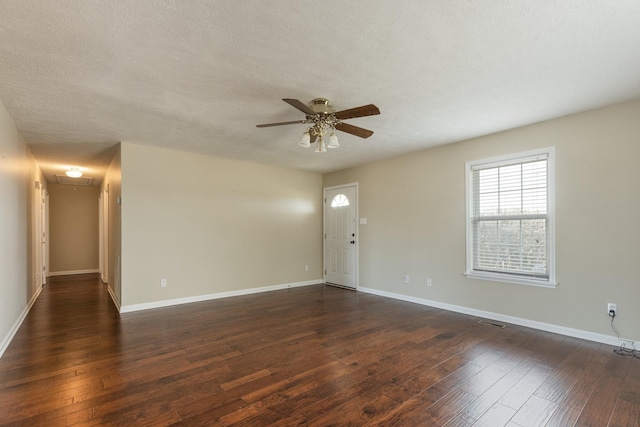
[256,98,380,152]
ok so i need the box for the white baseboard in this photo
[119,279,323,314]
[106,285,121,311]
[357,286,636,348]
[49,269,99,277]
[0,285,44,359]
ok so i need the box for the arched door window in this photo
[330,194,350,208]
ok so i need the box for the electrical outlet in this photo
[161,278,167,287]
[403,275,410,284]
[305,265,309,271]
[427,278,432,287]
[607,303,617,316]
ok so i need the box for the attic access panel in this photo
[55,175,94,186]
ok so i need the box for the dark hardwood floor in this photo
[0,274,638,426]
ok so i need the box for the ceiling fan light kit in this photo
[257,98,380,152]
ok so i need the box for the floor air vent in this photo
[478,320,506,328]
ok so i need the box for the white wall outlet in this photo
[607,303,617,316]
[305,265,309,271]
[161,278,167,287]
[403,275,410,284]
[427,278,432,287]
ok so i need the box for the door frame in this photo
[323,182,359,289]
[99,185,109,284]
[42,189,49,284]
[99,192,104,281]
[35,184,48,287]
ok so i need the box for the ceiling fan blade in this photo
[334,104,380,120]
[282,98,315,116]
[256,120,307,128]
[335,122,374,139]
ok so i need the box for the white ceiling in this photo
[2,1,640,184]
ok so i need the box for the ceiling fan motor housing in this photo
[309,98,335,114]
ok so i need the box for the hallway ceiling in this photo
[1,1,640,183]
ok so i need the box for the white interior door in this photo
[101,187,109,283]
[40,189,47,285]
[324,185,357,289]
[99,193,104,279]
[40,189,49,285]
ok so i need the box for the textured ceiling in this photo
[2,1,640,184]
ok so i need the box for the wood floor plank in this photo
[470,402,516,427]
[509,394,557,427]
[462,355,537,420]
[497,362,553,410]
[444,412,477,427]
[574,351,632,427]
[306,394,399,426]
[409,387,478,425]
[220,369,272,391]
[0,274,635,426]
[534,340,601,404]
[544,347,611,427]
[606,397,639,427]
[606,374,640,427]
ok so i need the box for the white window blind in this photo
[466,148,556,286]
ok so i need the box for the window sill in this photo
[464,271,558,288]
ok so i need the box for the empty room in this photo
[1,2,639,426]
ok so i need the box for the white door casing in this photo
[45,192,49,279]
[99,193,104,280]
[40,189,47,285]
[101,187,109,283]
[324,184,358,289]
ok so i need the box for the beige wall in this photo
[48,184,99,273]
[324,100,640,342]
[120,142,323,307]
[0,99,44,355]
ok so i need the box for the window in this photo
[465,147,556,287]
[330,194,350,208]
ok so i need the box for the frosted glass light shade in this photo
[299,132,311,148]
[327,132,340,148]
[315,137,327,153]
[65,168,83,178]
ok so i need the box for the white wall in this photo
[120,142,323,308]
[324,100,640,343]
[0,99,44,357]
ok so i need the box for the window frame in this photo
[464,147,557,288]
